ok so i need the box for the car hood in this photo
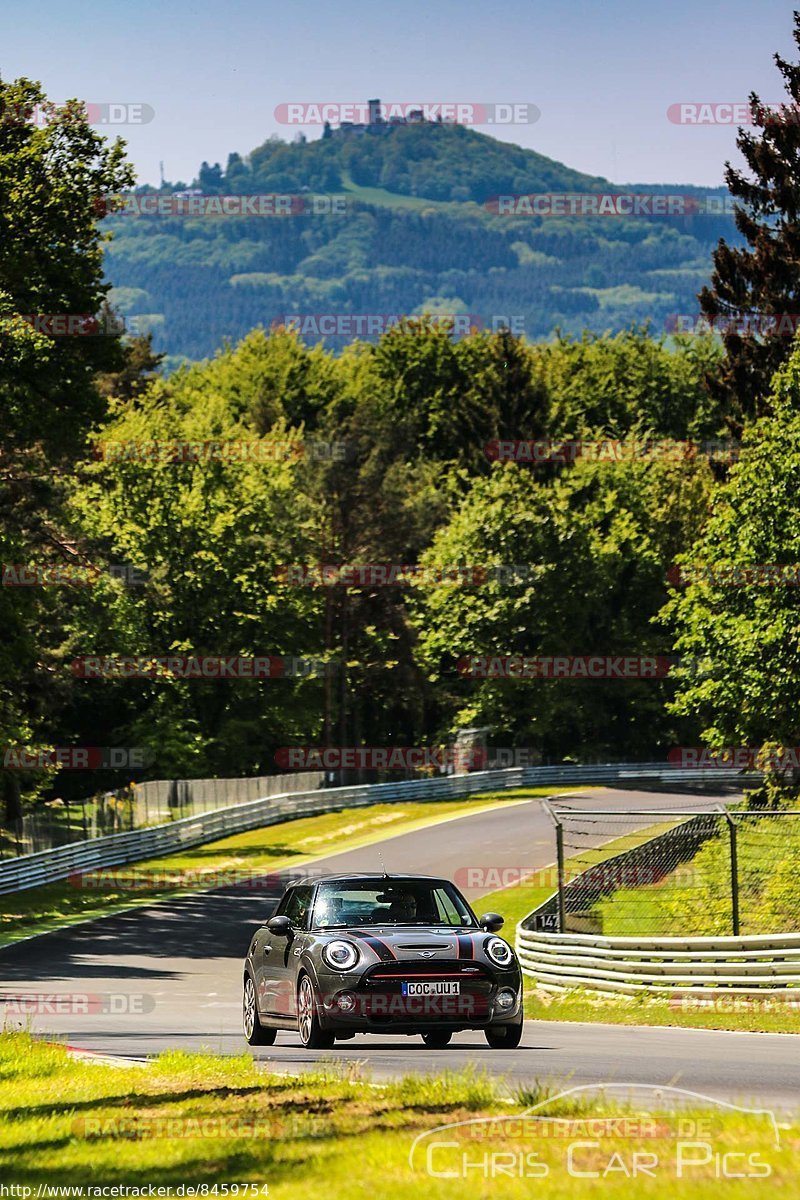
[321,925,491,962]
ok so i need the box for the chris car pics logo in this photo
[409,1085,780,1180]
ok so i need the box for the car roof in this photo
[291,873,452,885]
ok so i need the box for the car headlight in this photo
[322,939,360,971]
[485,936,514,967]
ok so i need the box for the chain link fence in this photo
[533,802,800,936]
[0,772,323,859]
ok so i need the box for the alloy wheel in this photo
[298,976,314,1044]
[243,976,256,1039]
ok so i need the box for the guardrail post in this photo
[555,821,567,933]
[543,800,567,933]
[724,809,740,936]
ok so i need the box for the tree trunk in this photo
[3,771,22,826]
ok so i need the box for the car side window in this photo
[274,888,293,918]
[434,886,473,925]
[284,885,313,929]
[434,888,462,925]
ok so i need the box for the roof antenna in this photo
[377,848,389,877]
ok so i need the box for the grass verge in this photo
[1,1031,795,1196]
[475,818,681,929]
[594,805,800,936]
[523,986,800,1035]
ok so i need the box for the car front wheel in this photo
[297,975,335,1050]
[485,1021,523,1049]
[243,975,276,1046]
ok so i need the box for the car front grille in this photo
[357,960,493,1023]
[365,960,490,979]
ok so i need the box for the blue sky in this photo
[1,0,796,187]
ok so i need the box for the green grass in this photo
[1,1031,795,1196]
[338,171,466,211]
[475,819,680,929]
[523,986,800,1035]
[0,787,575,947]
[593,808,800,936]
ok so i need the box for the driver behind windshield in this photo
[385,892,417,922]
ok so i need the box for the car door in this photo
[252,886,292,1019]
[256,885,313,1020]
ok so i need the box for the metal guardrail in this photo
[0,771,326,859]
[516,926,800,997]
[0,761,747,896]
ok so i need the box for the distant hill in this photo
[103,122,740,364]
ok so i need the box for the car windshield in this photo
[311,880,476,930]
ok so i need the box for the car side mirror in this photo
[267,915,293,937]
[480,912,504,933]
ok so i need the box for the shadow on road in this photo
[0,887,285,981]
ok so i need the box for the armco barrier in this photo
[0,762,746,896]
[515,926,800,997]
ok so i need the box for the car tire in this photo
[485,1021,523,1049]
[297,974,336,1050]
[243,974,277,1046]
[422,1030,453,1048]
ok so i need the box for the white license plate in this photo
[401,981,460,996]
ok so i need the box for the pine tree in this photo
[700,11,800,431]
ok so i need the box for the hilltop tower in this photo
[368,98,382,126]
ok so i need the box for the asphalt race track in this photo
[2,787,798,1111]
